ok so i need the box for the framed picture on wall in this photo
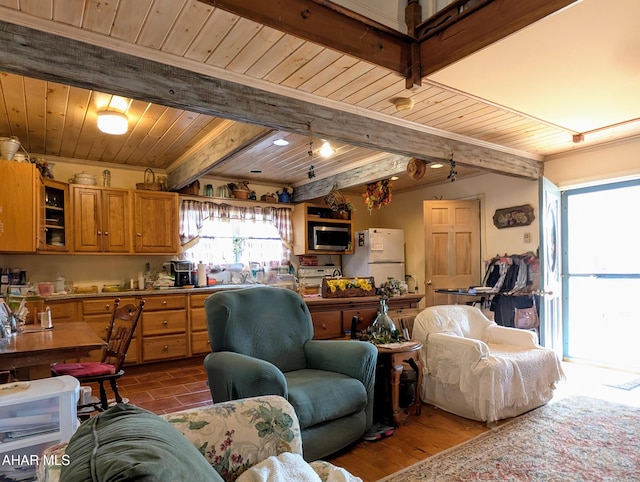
[492,204,535,229]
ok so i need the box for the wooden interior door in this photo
[424,200,481,307]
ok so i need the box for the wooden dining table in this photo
[0,322,106,380]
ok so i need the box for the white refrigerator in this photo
[342,228,405,287]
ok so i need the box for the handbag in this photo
[514,300,539,329]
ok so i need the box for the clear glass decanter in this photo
[371,298,396,337]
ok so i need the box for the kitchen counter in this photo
[41,284,261,301]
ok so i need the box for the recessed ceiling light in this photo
[273,139,289,146]
[430,163,444,169]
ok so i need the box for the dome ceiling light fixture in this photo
[273,138,289,146]
[97,111,129,135]
[394,97,414,111]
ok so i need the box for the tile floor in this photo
[89,357,640,418]
[87,356,213,415]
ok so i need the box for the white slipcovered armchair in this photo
[412,305,564,423]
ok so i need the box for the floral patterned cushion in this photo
[38,396,353,482]
[162,396,303,481]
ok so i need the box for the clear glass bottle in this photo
[371,298,396,337]
[102,169,111,187]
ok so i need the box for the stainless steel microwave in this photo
[311,224,350,251]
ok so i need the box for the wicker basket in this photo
[233,189,250,199]
[261,193,277,203]
[321,277,376,298]
[136,168,163,191]
[178,180,200,195]
[324,188,348,212]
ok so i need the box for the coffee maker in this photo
[170,260,195,287]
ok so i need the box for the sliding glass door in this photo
[562,179,640,371]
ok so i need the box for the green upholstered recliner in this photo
[203,286,378,462]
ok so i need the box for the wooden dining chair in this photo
[51,297,145,411]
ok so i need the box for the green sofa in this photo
[204,286,378,461]
[39,395,358,481]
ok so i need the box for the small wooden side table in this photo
[375,340,423,426]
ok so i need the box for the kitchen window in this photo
[179,200,292,267]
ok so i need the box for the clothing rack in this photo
[483,252,539,327]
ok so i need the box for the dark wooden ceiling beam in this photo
[0,20,541,193]
[167,122,273,190]
[198,0,411,76]
[417,0,578,76]
[294,154,411,201]
[405,0,423,89]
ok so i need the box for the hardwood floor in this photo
[88,358,640,482]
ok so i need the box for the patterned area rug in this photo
[379,396,640,481]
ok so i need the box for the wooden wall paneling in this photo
[205,17,262,69]
[15,0,50,18]
[161,0,214,56]
[82,0,119,35]
[136,0,186,50]
[281,48,343,90]
[324,63,380,101]
[263,42,325,84]
[140,110,199,166]
[184,7,239,62]
[226,27,286,74]
[427,98,484,128]
[438,105,501,132]
[342,71,400,105]
[53,0,85,26]
[44,83,73,157]
[115,102,166,166]
[245,34,306,79]
[58,86,93,159]
[23,76,47,153]
[0,72,29,143]
[331,66,395,105]
[109,0,154,43]
[298,55,359,94]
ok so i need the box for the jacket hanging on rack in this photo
[483,253,538,327]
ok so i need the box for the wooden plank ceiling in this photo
[0,0,585,200]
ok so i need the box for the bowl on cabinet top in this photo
[69,172,97,185]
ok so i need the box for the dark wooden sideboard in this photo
[304,294,423,339]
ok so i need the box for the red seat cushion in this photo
[52,362,116,378]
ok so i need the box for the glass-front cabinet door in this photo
[41,179,70,252]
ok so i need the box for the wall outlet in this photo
[524,232,531,243]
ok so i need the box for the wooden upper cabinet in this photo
[133,191,179,254]
[72,185,131,253]
[0,160,39,253]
